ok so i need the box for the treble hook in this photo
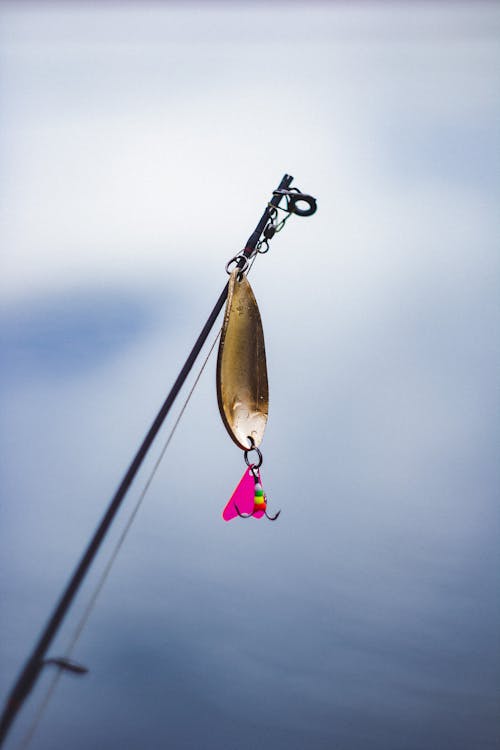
[231,437,282,520]
[234,504,254,519]
[234,503,281,521]
[265,509,281,521]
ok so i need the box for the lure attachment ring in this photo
[244,438,263,469]
[225,254,250,276]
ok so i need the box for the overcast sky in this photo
[1,3,499,749]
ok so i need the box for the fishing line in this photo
[17,329,222,750]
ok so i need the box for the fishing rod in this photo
[0,173,317,747]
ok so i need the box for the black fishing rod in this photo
[0,173,317,747]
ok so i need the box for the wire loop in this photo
[244,437,263,468]
[225,254,250,275]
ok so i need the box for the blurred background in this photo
[1,2,499,749]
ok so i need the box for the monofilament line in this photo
[17,329,222,750]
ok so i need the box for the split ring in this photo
[225,254,250,275]
[244,437,263,468]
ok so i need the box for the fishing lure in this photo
[217,268,280,521]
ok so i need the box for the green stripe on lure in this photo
[218,269,280,522]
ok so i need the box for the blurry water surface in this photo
[1,3,499,749]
